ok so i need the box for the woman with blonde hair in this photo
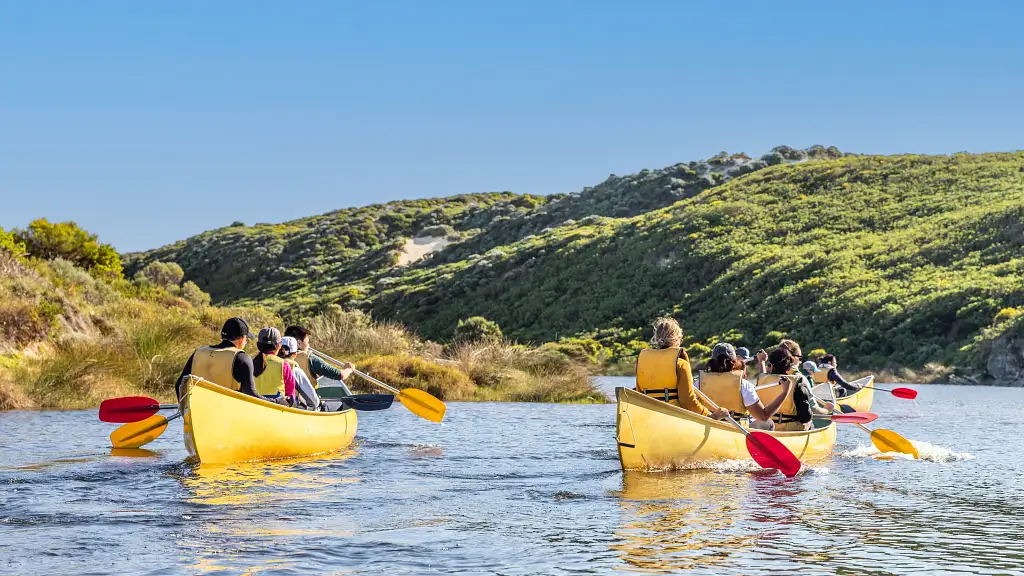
[636,318,727,419]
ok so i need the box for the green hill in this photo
[130,148,1024,384]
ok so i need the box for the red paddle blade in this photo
[745,431,802,478]
[99,396,161,423]
[831,412,878,425]
[891,387,918,400]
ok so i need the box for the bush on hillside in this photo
[135,261,185,288]
[454,316,503,343]
[181,281,211,307]
[15,219,123,279]
[0,227,26,259]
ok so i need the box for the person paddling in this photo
[176,317,259,400]
[283,325,356,388]
[766,347,834,430]
[816,354,861,397]
[253,328,297,405]
[636,318,728,420]
[705,343,792,430]
[278,336,321,410]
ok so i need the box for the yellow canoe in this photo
[183,377,357,465]
[834,376,875,413]
[615,387,836,471]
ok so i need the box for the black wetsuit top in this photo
[177,341,259,399]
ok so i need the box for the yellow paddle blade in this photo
[871,429,919,459]
[110,414,169,449]
[398,388,446,423]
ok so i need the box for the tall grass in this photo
[443,340,607,403]
[355,355,476,400]
[305,307,414,358]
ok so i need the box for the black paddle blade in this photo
[342,394,395,411]
[839,404,857,413]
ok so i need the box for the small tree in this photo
[135,261,185,288]
[180,281,211,307]
[15,219,123,279]
[454,316,503,343]
[0,227,26,259]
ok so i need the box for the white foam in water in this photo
[839,441,975,463]
[911,440,975,463]
[658,459,829,476]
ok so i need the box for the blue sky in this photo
[2,0,1022,251]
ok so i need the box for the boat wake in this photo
[840,441,975,463]
[654,459,830,476]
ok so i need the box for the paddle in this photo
[693,388,802,478]
[863,386,918,400]
[99,396,178,423]
[311,348,446,423]
[806,388,918,458]
[317,388,396,411]
[830,412,878,425]
[109,412,181,449]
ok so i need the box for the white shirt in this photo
[739,378,760,407]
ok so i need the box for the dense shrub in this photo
[135,261,185,288]
[454,316,503,343]
[15,219,123,279]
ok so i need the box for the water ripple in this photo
[0,383,1020,575]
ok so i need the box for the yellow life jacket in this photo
[636,347,688,405]
[697,371,749,415]
[254,354,287,397]
[756,373,798,423]
[812,368,831,384]
[295,350,312,381]
[189,346,242,391]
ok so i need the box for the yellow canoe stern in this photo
[183,377,357,465]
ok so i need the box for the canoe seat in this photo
[697,372,748,415]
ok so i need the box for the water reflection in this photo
[611,471,757,573]
[178,449,360,507]
[171,450,361,573]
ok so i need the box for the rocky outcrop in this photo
[973,333,1024,387]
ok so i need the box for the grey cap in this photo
[711,342,736,360]
[736,347,754,363]
[802,360,821,373]
[257,327,282,347]
[280,336,298,355]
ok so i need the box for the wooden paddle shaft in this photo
[311,348,401,395]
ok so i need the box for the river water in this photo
[0,378,1019,575]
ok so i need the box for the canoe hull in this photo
[183,377,357,465]
[615,387,836,471]
[835,376,875,413]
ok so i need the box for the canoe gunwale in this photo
[183,375,355,417]
[616,386,835,438]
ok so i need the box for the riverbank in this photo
[0,306,607,410]
[0,231,606,410]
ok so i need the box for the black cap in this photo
[221,317,250,341]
